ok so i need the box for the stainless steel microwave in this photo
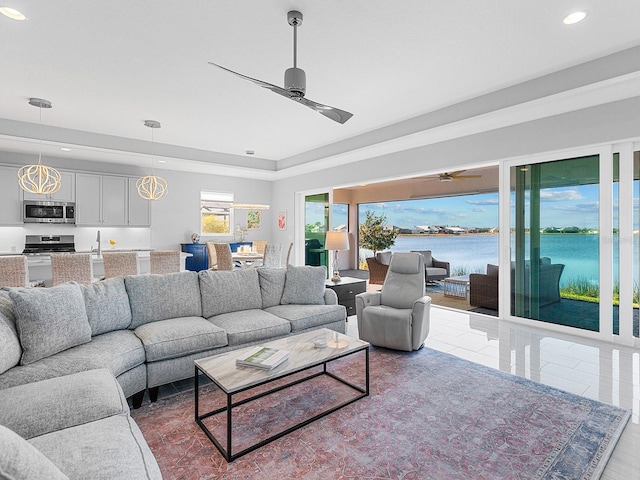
[23,201,75,224]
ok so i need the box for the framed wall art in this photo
[246,210,261,230]
[277,210,287,230]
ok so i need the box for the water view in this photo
[360,233,639,287]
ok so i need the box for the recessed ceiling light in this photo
[60,147,72,152]
[0,7,26,20]
[157,159,166,163]
[245,150,255,155]
[563,11,587,25]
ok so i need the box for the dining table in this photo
[231,252,264,268]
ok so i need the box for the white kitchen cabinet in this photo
[76,173,128,226]
[22,170,75,202]
[128,177,150,226]
[0,165,23,224]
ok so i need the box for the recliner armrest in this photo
[411,296,431,350]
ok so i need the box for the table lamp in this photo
[325,231,349,282]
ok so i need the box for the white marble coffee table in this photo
[194,328,369,462]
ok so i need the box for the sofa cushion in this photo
[258,268,287,308]
[0,369,128,440]
[134,316,228,362]
[199,269,262,317]
[8,283,92,365]
[207,309,291,346]
[29,415,162,480]
[80,277,132,336]
[280,265,326,305]
[0,424,69,480]
[125,271,202,328]
[0,330,145,393]
[265,304,346,332]
[0,290,21,375]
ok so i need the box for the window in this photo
[201,191,233,235]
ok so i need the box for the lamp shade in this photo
[325,231,349,251]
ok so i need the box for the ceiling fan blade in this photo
[208,62,293,97]
[453,175,482,180]
[296,97,353,124]
[448,170,467,177]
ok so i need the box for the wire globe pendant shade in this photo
[137,120,167,200]
[18,98,62,195]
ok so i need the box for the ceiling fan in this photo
[435,170,482,182]
[208,10,353,124]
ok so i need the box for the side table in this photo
[325,276,367,318]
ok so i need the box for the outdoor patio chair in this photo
[410,250,450,283]
[356,252,431,351]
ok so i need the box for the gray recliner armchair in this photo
[355,252,431,351]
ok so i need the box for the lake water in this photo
[360,234,638,287]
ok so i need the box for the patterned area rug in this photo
[131,347,629,480]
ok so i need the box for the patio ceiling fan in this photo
[208,10,353,124]
[426,170,482,182]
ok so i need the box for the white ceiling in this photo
[1,1,639,177]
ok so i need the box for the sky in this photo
[307,183,634,232]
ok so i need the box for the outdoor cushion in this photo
[134,316,227,362]
[29,415,162,480]
[207,309,291,346]
[258,267,287,308]
[80,277,132,336]
[487,264,499,276]
[0,424,69,480]
[0,290,21,375]
[265,304,346,332]
[280,265,326,305]
[8,283,92,365]
[199,269,262,317]
[0,330,145,393]
[425,267,448,277]
[126,271,201,328]
[375,251,393,265]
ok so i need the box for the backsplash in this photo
[0,224,151,254]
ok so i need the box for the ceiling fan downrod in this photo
[285,10,305,97]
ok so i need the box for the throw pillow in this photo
[0,290,21,375]
[0,424,69,480]
[199,269,263,318]
[80,277,132,336]
[9,283,92,366]
[280,265,326,305]
[258,268,287,308]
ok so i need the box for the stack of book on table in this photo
[235,346,290,370]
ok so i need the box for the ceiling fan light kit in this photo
[18,98,63,195]
[208,10,352,124]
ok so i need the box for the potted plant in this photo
[359,211,398,284]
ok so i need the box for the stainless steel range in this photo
[22,235,76,256]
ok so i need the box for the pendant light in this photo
[136,120,168,200]
[18,98,62,195]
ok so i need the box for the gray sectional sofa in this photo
[0,265,346,479]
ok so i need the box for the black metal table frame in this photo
[194,345,369,462]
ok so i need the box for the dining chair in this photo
[253,240,268,255]
[51,253,94,286]
[285,242,293,266]
[150,250,181,274]
[205,241,217,269]
[263,244,283,268]
[102,252,140,279]
[0,255,30,287]
[213,243,234,270]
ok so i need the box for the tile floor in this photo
[149,306,640,479]
[376,306,640,480]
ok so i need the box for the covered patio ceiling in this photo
[333,165,499,205]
